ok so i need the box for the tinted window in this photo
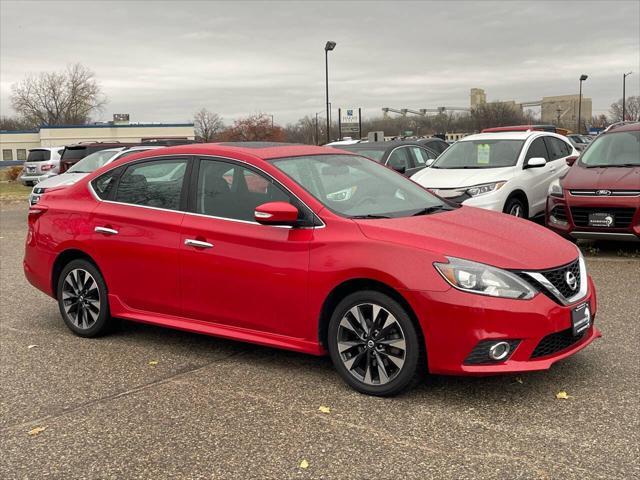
[543,137,571,160]
[425,139,449,154]
[432,140,524,169]
[525,137,549,162]
[92,168,121,200]
[61,147,88,161]
[196,159,292,222]
[387,147,412,170]
[114,159,187,210]
[27,150,51,162]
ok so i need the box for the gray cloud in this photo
[1,0,639,125]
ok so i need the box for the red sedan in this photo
[24,142,600,396]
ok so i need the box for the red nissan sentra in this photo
[24,142,600,396]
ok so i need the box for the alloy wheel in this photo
[509,203,523,217]
[337,303,407,385]
[61,268,101,330]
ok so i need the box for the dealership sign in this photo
[338,107,361,138]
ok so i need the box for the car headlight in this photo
[434,256,537,299]
[548,178,563,198]
[466,181,506,197]
[327,186,357,202]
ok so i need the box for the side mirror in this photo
[254,201,299,226]
[565,155,578,167]
[525,157,547,169]
[425,159,435,166]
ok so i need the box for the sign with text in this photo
[338,108,361,138]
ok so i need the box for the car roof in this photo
[459,131,544,141]
[338,141,425,150]
[604,122,639,133]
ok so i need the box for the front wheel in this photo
[327,291,422,396]
[504,197,527,218]
[57,259,112,337]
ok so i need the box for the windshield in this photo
[26,150,51,162]
[431,139,524,169]
[270,154,449,218]
[338,147,385,162]
[579,131,639,167]
[68,149,121,173]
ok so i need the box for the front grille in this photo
[539,259,581,299]
[570,207,636,228]
[464,339,520,365]
[531,328,586,359]
[570,190,640,197]
[550,205,568,222]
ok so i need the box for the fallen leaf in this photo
[28,426,47,436]
[148,360,159,366]
[318,406,331,414]
[556,391,570,400]
[27,345,38,349]
[299,459,309,469]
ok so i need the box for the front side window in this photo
[271,154,447,218]
[195,159,293,222]
[543,136,570,160]
[431,140,524,169]
[114,159,187,210]
[525,137,549,162]
[411,146,436,165]
[579,131,640,167]
[387,147,412,170]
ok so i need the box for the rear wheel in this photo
[327,291,422,396]
[57,259,112,337]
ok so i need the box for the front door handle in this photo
[184,239,214,249]
[95,226,119,235]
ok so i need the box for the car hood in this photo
[355,206,577,270]
[411,166,516,188]
[36,172,88,189]
[563,164,640,190]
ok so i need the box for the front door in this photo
[179,158,312,338]
[90,156,190,317]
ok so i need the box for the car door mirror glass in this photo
[526,157,546,168]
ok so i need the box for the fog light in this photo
[488,341,511,361]
[549,214,568,226]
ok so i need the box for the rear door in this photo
[90,156,191,317]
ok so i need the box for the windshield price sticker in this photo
[477,144,490,164]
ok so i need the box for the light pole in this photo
[314,110,324,145]
[577,74,588,134]
[623,72,633,121]
[269,114,274,129]
[324,41,336,144]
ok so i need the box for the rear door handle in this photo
[184,239,214,249]
[95,226,119,235]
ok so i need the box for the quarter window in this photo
[195,159,292,222]
[114,159,187,210]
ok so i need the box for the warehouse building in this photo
[0,118,195,161]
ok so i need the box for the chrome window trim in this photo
[87,153,326,229]
[522,255,588,306]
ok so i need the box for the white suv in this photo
[410,131,578,218]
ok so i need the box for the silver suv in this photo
[19,148,64,186]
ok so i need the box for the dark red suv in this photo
[547,123,640,242]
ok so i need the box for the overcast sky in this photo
[1,0,639,125]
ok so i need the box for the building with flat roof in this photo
[0,121,195,161]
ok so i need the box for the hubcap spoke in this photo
[62,269,100,330]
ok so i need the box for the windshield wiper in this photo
[411,205,448,216]
[350,214,392,219]
[586,163,639,168]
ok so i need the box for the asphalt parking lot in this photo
[1,202,639,480]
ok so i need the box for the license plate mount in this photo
[571,302,591,337]
[588,212,615,228]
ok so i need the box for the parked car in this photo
[25,142,599,396]
[547,122,640,242]
[29,146,163,205]
[416,137,450,155]
[58,142,137,173]
[567,134,591,152]
[411,131,579,218]
[336,141,438,176]
[19,148,65,186]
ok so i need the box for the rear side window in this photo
[114,159,187,211]
[61,148,88,160]
[27,150,51,162]
[525,137,549,161]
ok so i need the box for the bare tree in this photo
[609,96,640,122]
[10,64,106,126]
[0,115,34,130]
[194,108,224,142]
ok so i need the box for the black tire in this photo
[56,259,112,338]
[327,290,423,396]
[503,196,527,218]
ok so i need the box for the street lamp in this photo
[577,74,588,134]
[623,72,633,121]
[324,41,336,144]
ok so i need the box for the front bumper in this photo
[404,275,599,375]
[546,195,640,241]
